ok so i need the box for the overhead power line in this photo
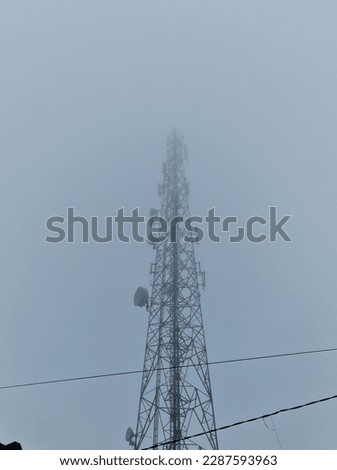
[143,392,337,450]
[0,346,336,392]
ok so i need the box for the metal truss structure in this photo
[131,130,218,450]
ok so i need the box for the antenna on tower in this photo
[125,427,135,447]
[133,287,149,311]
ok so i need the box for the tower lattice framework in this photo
[133,130,218,450]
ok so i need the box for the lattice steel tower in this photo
[129,130,218,450]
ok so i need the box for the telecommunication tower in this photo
[128,130,218,450]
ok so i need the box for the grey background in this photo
[1,0,337,449]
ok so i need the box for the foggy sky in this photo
[1,0,337,449]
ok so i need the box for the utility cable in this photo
[0,346,336,391]
[143,393,337,449]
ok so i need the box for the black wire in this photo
[262,418,274,431]
[0,346,336,391]
[143,393,337,449]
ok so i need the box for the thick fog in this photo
[1,0,337,449]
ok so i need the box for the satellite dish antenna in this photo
[134,287,149,309]
[125,427,135,446]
